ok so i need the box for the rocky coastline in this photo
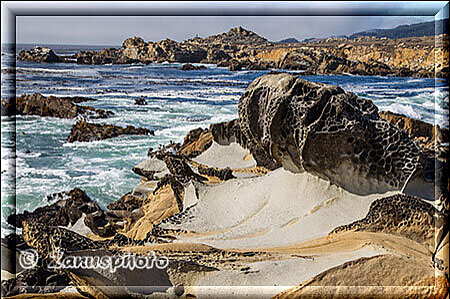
[2,73,448,298]
[17,27,449,78]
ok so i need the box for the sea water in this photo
[1,44,448,236]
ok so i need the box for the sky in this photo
[15,15,434,46]
[3,1,447,46]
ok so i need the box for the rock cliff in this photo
[17,28,448,78]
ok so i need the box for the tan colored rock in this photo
[273,255,443,299]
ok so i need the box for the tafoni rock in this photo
[238,72,423,194]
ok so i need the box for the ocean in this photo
[1,43,448,237]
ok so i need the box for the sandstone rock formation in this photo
[1,93,113,119]
[238,73,422,194]
[17,28,448,78]
[66,121,154,142]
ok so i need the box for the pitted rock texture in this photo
[379,110,449,148]
[330,194,440,248]
[238,73,422,194]
[67,121,154,142]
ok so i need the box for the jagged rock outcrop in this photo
[277,50,394,76]
[178,128,214,157]
[1,264,71,297]
[67,121,154,142]
[180,63,206,70]
[8,188,124,238]
[1,93,113,118]
[197,165,235,181]
[192,26,269,45]
[162,154,206,183]
[330,194,441,248]
[17,46,62,63]
[17,30,448,78]
[177,119,247,158]
[238,73,422,194]
[75,48,138,65]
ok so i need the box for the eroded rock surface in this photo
[17,46,62,63]
[238,73,422,194]
[67,121,154,142]
[330,194,441,248]
[379,110,449,149]
[1,93,113,119]
[8,188,123,238]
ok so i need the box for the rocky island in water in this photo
[1,24,449,299]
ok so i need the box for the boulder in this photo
[238,73,422,194]
[180,63,207,71]
[67,121,154,143]
[134,97,147,105]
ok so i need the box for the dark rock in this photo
[22,221,102,258]
[228,60,243,71]
[134,97,147,105]
[197,165,235,181]
[9,188,122,238]
[238,73,422,194]
[75,48,139,65]
[17,46,62,63]
[107,192,145,212]
[1,98,15,116]
[148,141,181,158]
[65,249,172,298]
[210,118,247,146]
[180,63,207,71]
[2,93,113,119]
[67,121,154,143]
[1,264,71,297]
[162,155,207,183]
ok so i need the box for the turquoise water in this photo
[1,44,448,236]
